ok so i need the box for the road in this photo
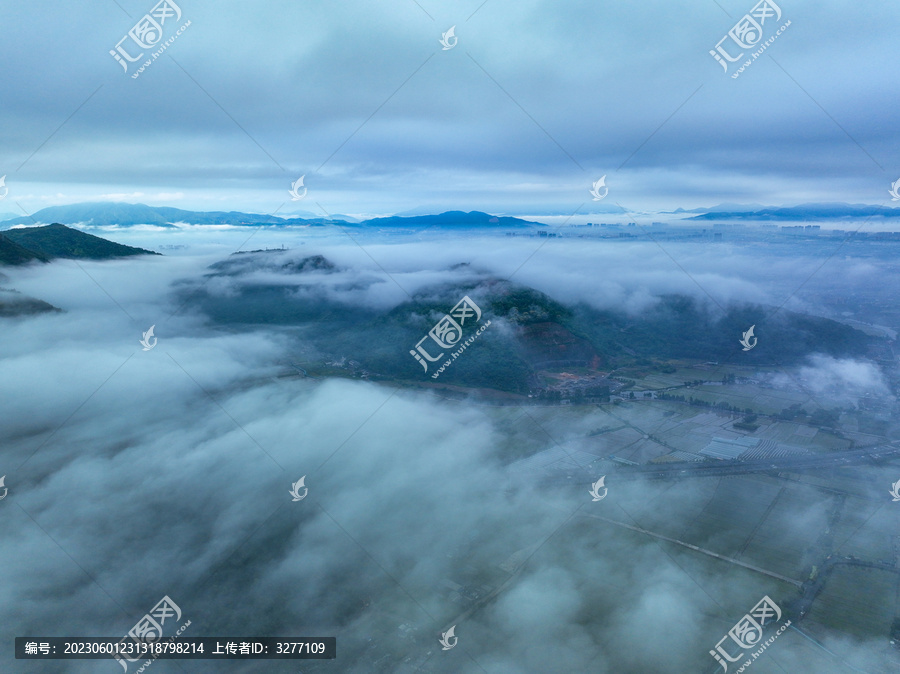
[581,512,803,587]
[541,443,900,485]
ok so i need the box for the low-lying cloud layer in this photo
[2,231,896,672]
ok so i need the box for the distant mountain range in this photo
[0,203,544,229]
[668,203,767,214]
[361,211,543,228]
[0,223,158,266]
[5,201,900,230]
[687,203,900,221]
[0,203,313,228]
[395,203,628,216]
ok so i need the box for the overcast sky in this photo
[1,0,899,215]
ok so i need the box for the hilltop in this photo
[359,211,542,229]
[0,223,158,265]
[182,250,876,394]
[0,288,60,317]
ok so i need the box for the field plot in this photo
[684,383,810,416]
[832,496,900,561]
[674,477,790,558]
[738,486,831,578]
[518,404,614,444]
[618,478,724,536]
[568,516,797,672]
[488,408,555,462]
[809,566,899,639]
[789,464,900,500]
[766,422,820,445]
[631,367,708,390]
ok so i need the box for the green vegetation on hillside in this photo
[0,233,49,265]
[0,288,60,316]
[186,252,878,395]
[2,223,158,261]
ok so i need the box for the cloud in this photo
[1,231,895,672]
[2,1,899,212]
[777,354,890,403]
[178,233,806,318]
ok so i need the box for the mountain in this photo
[1,203,179,227]
[0,203,542,229]
[0,287,61,316]
[393,206,467,217]
[0,224,153,313]
[8,201,899,229]
[0,233,50,265]
[358,211,543,229]
[0,202,362,228]
[668,203,767,215]
[0,203,332,228]
[205,251,337,277]
[688,203,900,221]
[281,209,321,218]
[182,250,876,394]
[1,224,158,261]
